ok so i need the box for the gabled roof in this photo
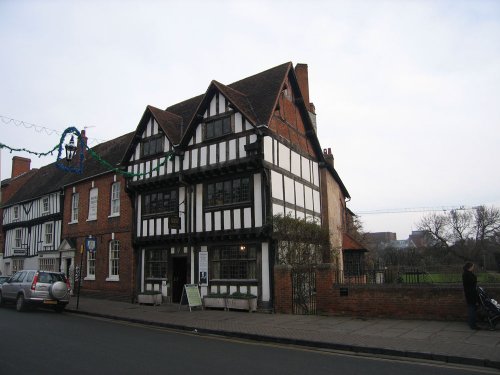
[212,80,258,125]
[119,62,350,199]
[148,105,183,144]
[4,132,134,207]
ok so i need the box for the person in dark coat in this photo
[462,262,480,330]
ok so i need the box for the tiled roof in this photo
[4,132,134,206]
[343,233,367,251]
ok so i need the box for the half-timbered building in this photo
[122,62,350,309]
[2,162,68,275]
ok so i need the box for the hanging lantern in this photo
[65,136,77,162]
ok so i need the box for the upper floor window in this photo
[110,182,120,216]
[42,197,50,214]
[205,177,250,208]
[13,206,20,221]
[71,193,79,222]
[143,190,178,216]
[205,116,231,140]
[108,240,120,279]
[15,228,22,248]
[88,188,98,221]
[141,135,164,158]
[44,223,53,245]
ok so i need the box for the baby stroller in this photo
[477,286,500,330]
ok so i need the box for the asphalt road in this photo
[0,305,495,375]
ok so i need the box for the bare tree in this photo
[417,206,500,267]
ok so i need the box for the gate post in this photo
[316,263,336,314]
[274,265,293,314]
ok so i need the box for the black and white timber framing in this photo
[123,63,331,309]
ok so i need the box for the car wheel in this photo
[16,294,26,312]
[0,291,4,306]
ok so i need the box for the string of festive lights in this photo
[0,114,106,145]
[0,126,174,177]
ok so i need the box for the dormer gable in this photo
[122,105,180,165]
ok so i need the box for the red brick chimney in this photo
[11,156,31,178]
[77,129,88,161]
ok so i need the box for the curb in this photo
[66,308,500,370]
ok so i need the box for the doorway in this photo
[172,257,187,303]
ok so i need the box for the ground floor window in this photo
[87,251,96,278]
[145,249,168,280]
[108,240,120,279]
[39,257,57,271]
[12,259,24,273]
[210,245,257,280]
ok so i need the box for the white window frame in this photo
[86,251,96,280]
[71,193,79,223]
[42,197,50,214]
[39,258,57,271]
[110,182,120,217]
[44,222,54,245]
[14,228,22,248]
[88,188,98,221]
[107,240,120,281]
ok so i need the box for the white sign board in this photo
[199,251,208,286]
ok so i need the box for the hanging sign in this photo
[85,236,97,253]
[168,216,181,229]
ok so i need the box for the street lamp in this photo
[65,136,77,162]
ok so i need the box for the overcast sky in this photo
[1,0,499,239]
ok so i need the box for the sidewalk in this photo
[67,296,500,370]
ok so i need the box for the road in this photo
[0,305,495,375]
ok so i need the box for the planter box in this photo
[226,297,257,312]
[138,293,162,306]
[203,296,227,310]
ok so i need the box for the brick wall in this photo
[63,173,135,300]
[275,264,500,321]
[274,265,293,314]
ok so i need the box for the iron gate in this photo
[291,268,316,315]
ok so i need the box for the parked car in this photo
[0,270,71,312]
[0,276,10,285]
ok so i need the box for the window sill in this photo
[106,277,120,282]
[84,276,95,281]
[108,213,120,219]
[86,218,97,222]
[68,221,78,225]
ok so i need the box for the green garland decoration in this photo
[0,127,175,178]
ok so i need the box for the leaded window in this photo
[145,249,168,279]
[206,177,250,208]
[205,116,231,140]
[143,190,178,216]
[210,245,257,280]
[141,135,164,158]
